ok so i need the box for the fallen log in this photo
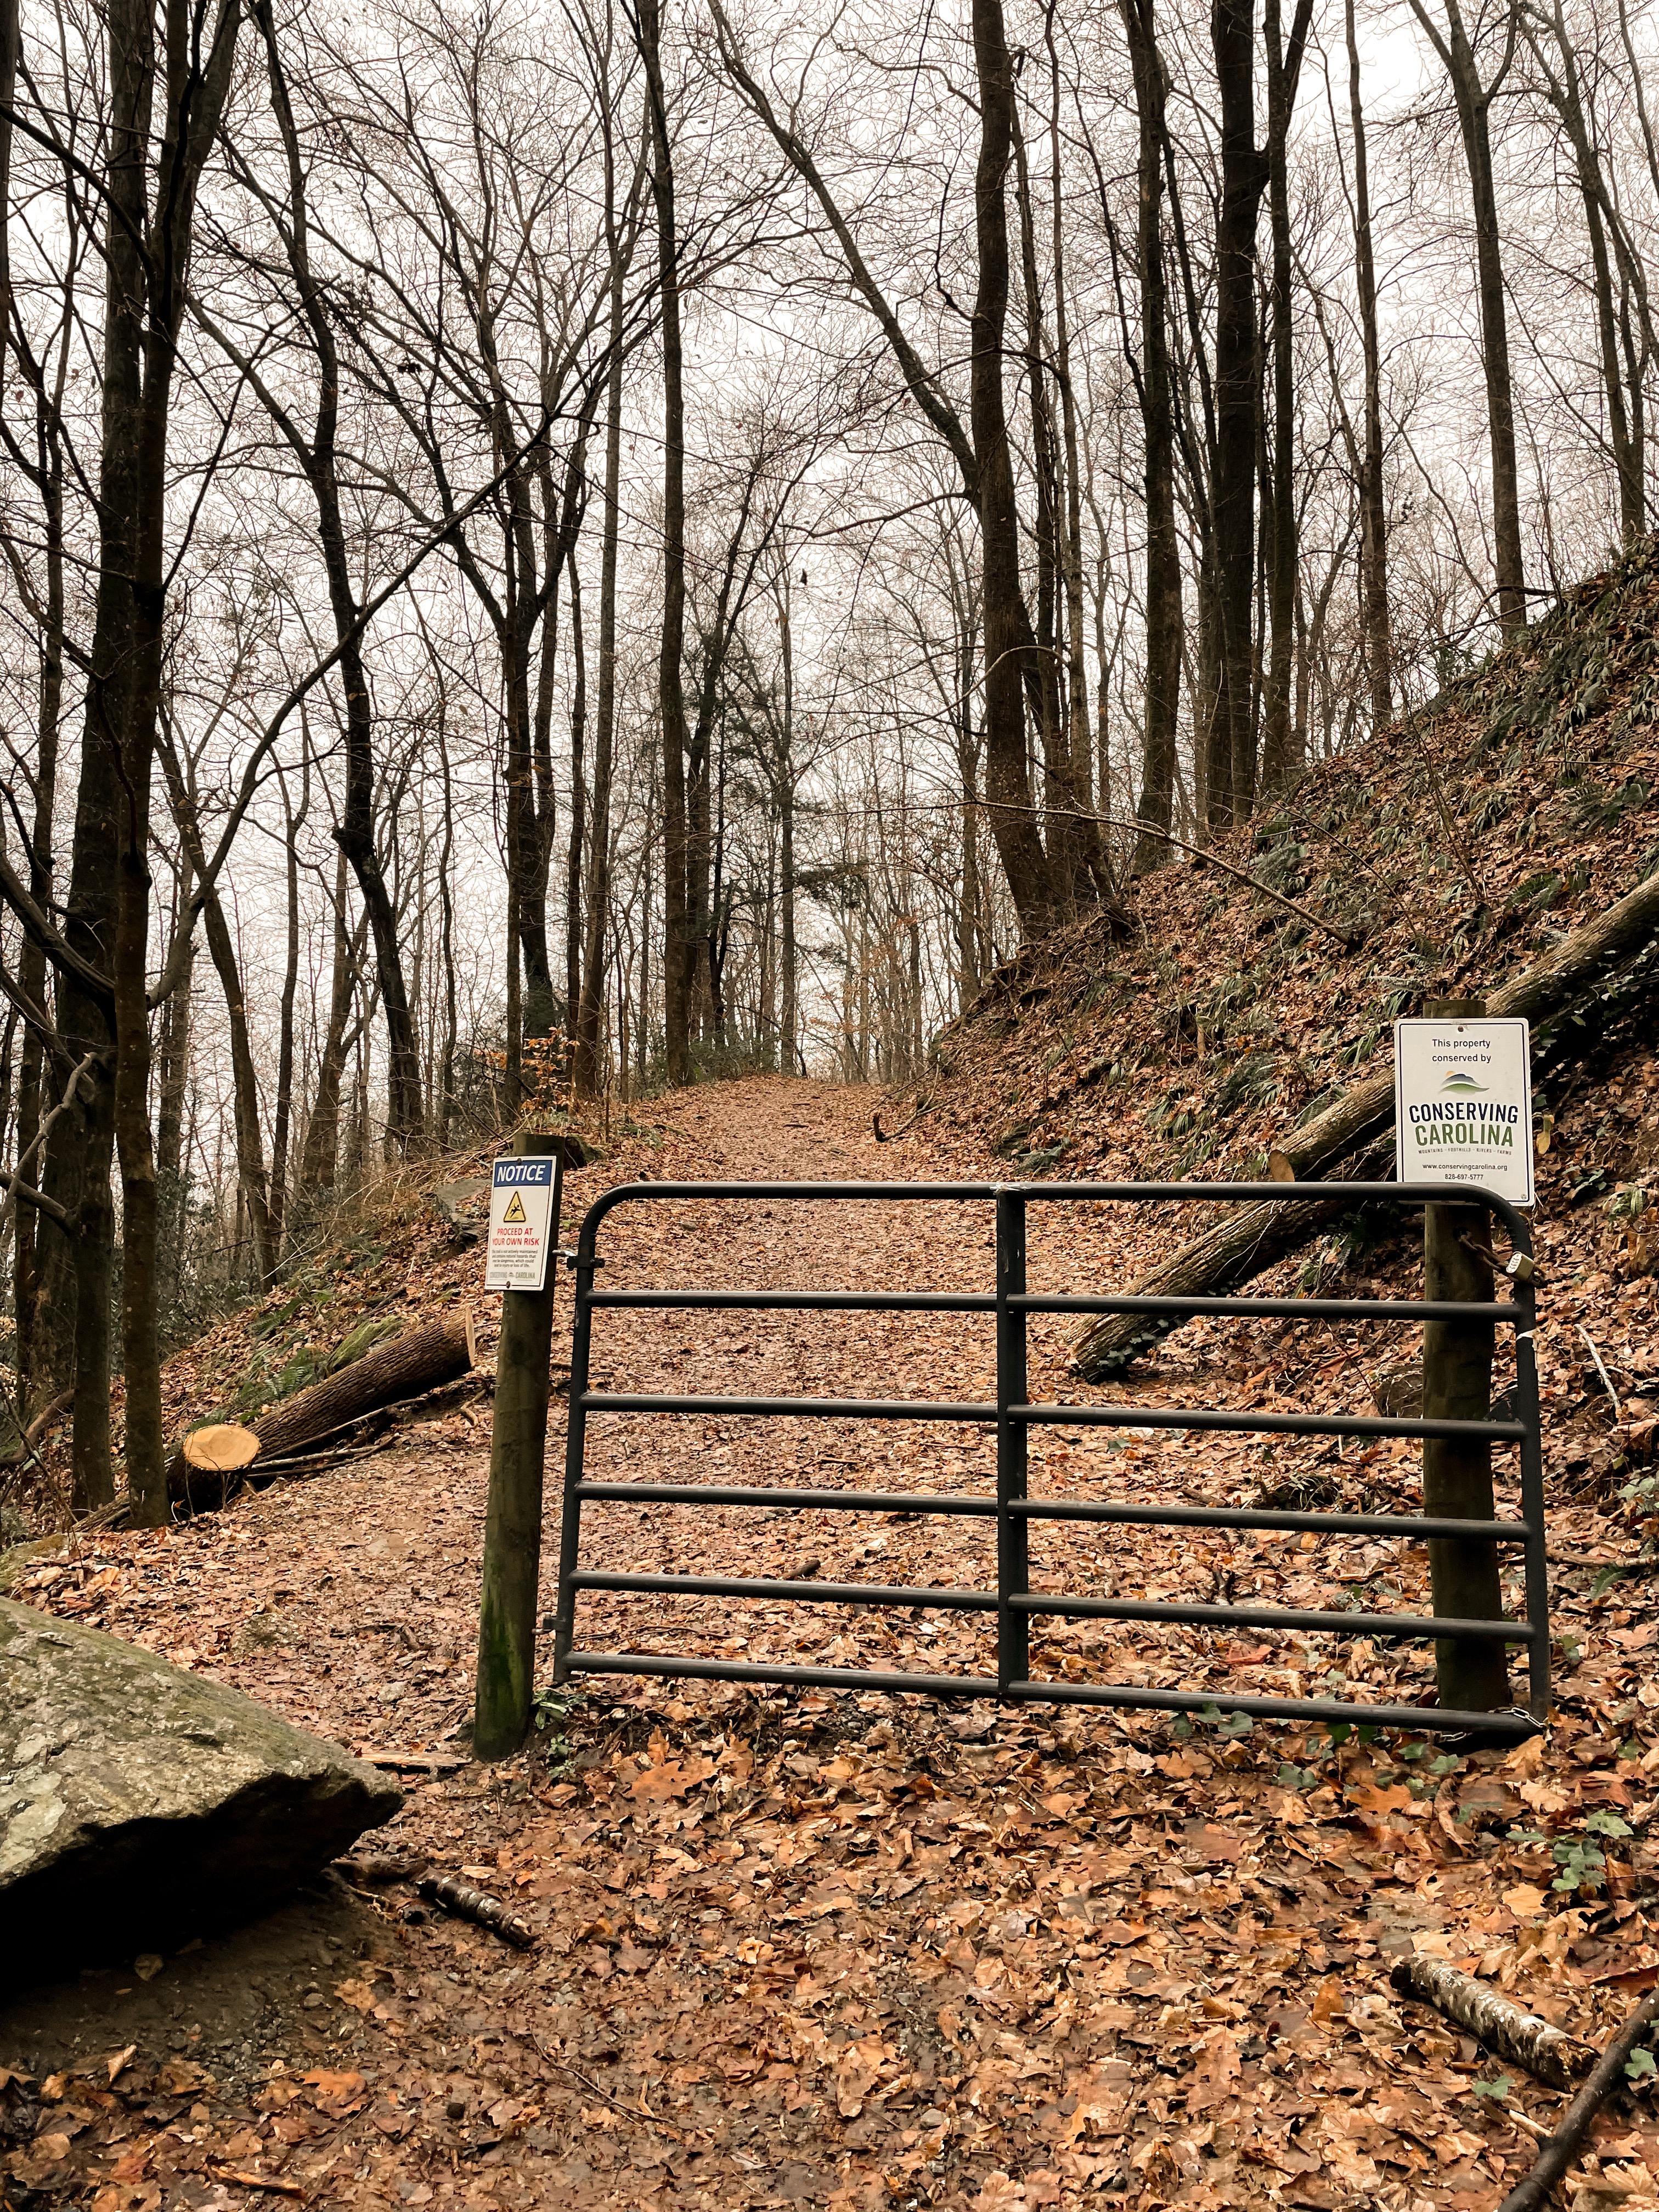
[1391,1955,1590,2089]
[1075,865,1659,1381]
[1496,1985,1659,2212]
[169,1311,476,1512]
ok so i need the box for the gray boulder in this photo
[0,1597,402,1980]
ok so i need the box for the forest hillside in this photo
[11,534,1659,1526]
[930,534,1659,1205]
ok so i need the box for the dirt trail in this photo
[2,1077,1647,2212]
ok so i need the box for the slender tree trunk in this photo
[1347,0,1392,726]
[255,0,421,1143]
[437,733,458,1149]
[1119,0,1183,866]
[577,273,626,1100]
[504,876,522,1113]
[1209,0,1268,826]
[1260,0,1299,795]
[1046,12,1100,880]
[15,430,69,1416]
[269,759,306,1261]
[154,855,193,1317]
[566,556,586,1079]
[1408,0,1526,634]
[157,735,274,1285]
[297,851,361,1201]
[1010,104,1075,910]
[637,11,692,1081]
[957,603,984,1006]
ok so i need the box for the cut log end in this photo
[168,1310,481,1510]
[182,1424,261,1472]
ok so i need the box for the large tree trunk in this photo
[1075,864,1659,1379]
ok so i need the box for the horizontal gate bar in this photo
[564,1651,1002,1697]
[1012,1591,1539,1641]
[579,1479,1530,1543]
[565,1574,1536,1640]
[1004,1679,1540,1737]
[586,1288,1519,1323]
[580,1390,1522,1442]
[575,1177,1530,1221]
[560,1652,1538,1736]
[570,1569,998,1610]
[584,1391,996,1423]
[589,1289,996,1313]
[1012,1497,1532,1541]
[575,1479,997,1516]
[1017,1401,1525,1442]
[1014,1294,1518,1323]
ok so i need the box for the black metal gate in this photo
[550,1180,1547,1739]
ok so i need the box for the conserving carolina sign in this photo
[1393,1015,1533,1207]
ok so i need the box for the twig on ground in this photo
[1496,1987,1659,2212]
[872,1103,925,1142]
[1577,1323,1623,1423]
[532,2042,686,2141]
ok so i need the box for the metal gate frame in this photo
[550,1180,1547,1739]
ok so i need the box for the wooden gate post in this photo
[1421,997,1510,1713]
[475,1131,573,1760]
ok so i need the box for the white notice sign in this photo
[1393,1017,1533,1207]
[484,1155,557,1291]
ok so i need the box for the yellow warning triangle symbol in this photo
[501,1191,528,1224]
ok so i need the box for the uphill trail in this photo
[4,1076,1656,2212]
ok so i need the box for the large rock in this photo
[0,1597,402,1979]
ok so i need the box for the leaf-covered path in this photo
[5,1076,1659,2212]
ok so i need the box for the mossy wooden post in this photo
[475,1131,568,1759]
[1421,997,1510,1712]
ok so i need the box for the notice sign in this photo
[1394,1016,1534,1207]
[484,1155,557,1291]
